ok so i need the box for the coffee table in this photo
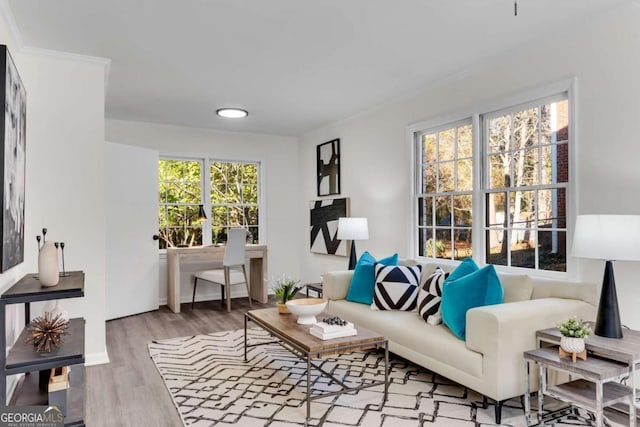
[244,308,389,422]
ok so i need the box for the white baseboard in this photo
[159,288,275,307]
[85,350,110,366]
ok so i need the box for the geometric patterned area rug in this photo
[148,328,605,427]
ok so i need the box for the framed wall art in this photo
[309,197,349,256]
[316,138,340,197]
[0,45,27,272]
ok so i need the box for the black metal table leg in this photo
[307,355,311,422]
[384,340,389,403]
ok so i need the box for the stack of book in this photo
[309,321,357,340]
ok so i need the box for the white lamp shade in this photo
[572,214,640,261]
[337,217,369,241]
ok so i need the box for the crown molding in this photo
[21,47,111,93]
[20,46,110,66]
[0,0,25,49]
[0,1,111,92]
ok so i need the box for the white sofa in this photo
[322,261,597,423]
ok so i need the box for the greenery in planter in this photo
[272,276,302,303]
[557,317,592,339]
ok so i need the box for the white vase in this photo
[38,241,59,287]
[42,300,69,322]
[560,336,585,354]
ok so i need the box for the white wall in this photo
[298,5,640,329]
[105,119,301,303]
[0,7,109,399]
[19,51,108,363]
[0,4,29,401]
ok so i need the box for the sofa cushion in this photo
[441,265,504,340]
[346,251,398,305]
[418,267,449,324]
[327,299,483,378]
[500,274,534,303]
[372,264,421,311]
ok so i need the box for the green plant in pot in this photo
[557,317,592,361]
[272,276,302,314]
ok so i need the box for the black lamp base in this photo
[348,241,357,270]
[594,260,623,338]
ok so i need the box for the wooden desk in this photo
[166,245,268,313]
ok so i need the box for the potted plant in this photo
[558,317,592,355]
[272,276,302,314]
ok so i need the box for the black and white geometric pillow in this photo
[417,267,449,325]
[372,264,422,311]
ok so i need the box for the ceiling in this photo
[7,0,629,136]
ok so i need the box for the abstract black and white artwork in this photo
[0,45,26,272]
[316,138,340,196]
[310,197,349,256]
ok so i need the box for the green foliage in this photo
[557,317,592,339]
[272,276,302,303]
[158,159,260,248]
[426,238,445,257]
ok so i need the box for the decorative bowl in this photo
[285,298,327,325]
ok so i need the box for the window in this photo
[210,161,259,244]
[414,90,570,273]
[417,121,473,260]
[484,96,568,271]
[158,159,203,249]
[158,158,261,249]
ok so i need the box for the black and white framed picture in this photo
[0,45,26,272]
[316,138,340,197]
[310,197,349,256]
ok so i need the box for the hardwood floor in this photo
[85,298,640,427]
[86,297,275,427]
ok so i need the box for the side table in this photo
[538,325,640,419]
[524,347,635,426]
[305,282,322,298]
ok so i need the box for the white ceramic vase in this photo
[560,336,585,354]
[42,300,69,322]
[38,241,59,287]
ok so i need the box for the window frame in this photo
[208,158,262,245]
[415,118,474,261]
[158,154,265,253]
[158,156,205,250]
[408,79,576,279]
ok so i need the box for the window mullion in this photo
[202,159,212,246]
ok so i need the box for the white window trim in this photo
[158,153,266,253]
[407,78,577,279]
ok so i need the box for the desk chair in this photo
[192,228,252,312]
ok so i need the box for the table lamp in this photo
[337,217,369,270]
[572,214,640,338]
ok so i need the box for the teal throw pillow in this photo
[446,257,479,282]
[441,264,503,340]
[346,251,398,305]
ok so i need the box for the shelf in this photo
[10,364,85,426]
[5,318,85,375]
[524,347,629,380]
[548,379,633,408]
[0,271,84,305]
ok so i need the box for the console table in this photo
[166,245,268,313]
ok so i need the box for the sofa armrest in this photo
[465,298,595,400]
[321,270,354,301]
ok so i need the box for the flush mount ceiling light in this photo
[216,108,248,119]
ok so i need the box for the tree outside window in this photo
[158,158,261,249]
[158,159,203,249]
